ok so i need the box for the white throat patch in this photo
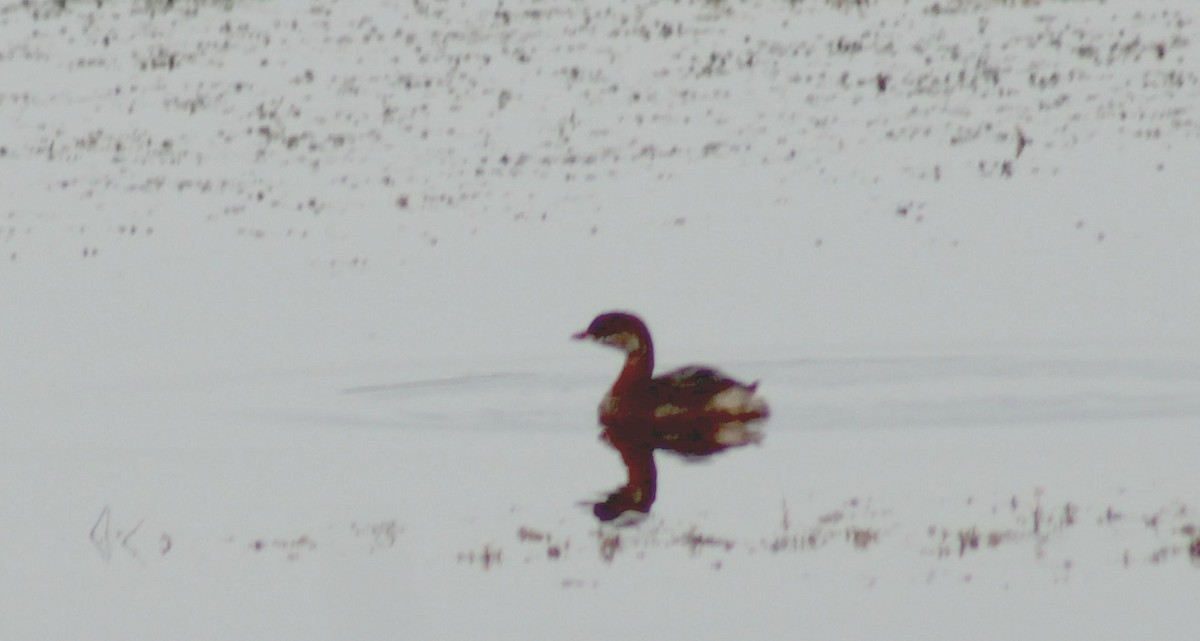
[602,332,641,352]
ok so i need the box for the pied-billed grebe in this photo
[573,311,769,522]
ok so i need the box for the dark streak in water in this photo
[342,372,539,395]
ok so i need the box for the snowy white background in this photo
[2,0,1199,638]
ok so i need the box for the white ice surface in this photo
[2,0,1199,639]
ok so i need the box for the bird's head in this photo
[572,311,651,354]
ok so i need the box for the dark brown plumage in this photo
[573,311,769,522]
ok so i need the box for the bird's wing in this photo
[647,366,755,414]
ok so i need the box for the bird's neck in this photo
[612,340,653,393]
